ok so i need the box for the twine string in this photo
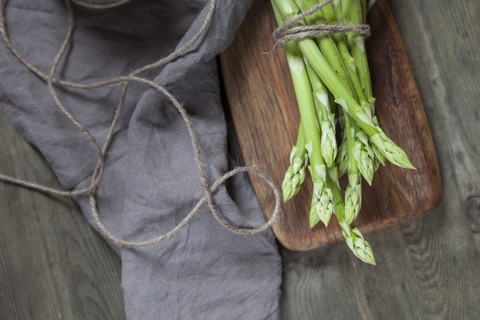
[273,0,372,46]
[0,0,282,248]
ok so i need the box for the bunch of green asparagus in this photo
[272,0,414,265]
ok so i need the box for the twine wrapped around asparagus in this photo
[272,0,414,265]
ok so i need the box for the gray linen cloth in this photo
[0,0,282,319]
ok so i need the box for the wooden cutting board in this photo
[219,0,442,251]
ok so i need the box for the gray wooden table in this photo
[1,0,479,319]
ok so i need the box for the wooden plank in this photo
[0,105,126,320]
[220,0,441,250]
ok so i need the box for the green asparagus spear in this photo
[327,165,375,265]
[344,113,362,224]
[305,62,337,167]
[272,1,334,227]
[318,0,376,183]
[282,123,308,201]
[340,222,376,265]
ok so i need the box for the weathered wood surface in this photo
[0,0,479,319]
[279,0,480,318]
[220,0,441,250]
[0,105,126,319]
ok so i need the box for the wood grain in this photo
[279,0,480,319]
[220,0,442,250]
[0,105,126,320]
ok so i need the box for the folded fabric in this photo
[0,0,282,318]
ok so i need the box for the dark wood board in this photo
[220,0,442,250]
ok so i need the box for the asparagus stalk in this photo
[297,0,355,99]
[282,123,308,201]
[304,0,375,185]
[332,42,375,184]
[336,128,349,177]
[305,62,337,167]
[322,1,369,109]
[326,165,375,265]
[302,40,414,169]
[338,0,385,179]
[272,1,334,227]
[352,129,375,184]
[344,112,362,224]
[371,116,386,166]
[319,0,376,183]
[340,223,376,265]
[338,0,375,107]
[360,0,367,24]
[338,0,388,175]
